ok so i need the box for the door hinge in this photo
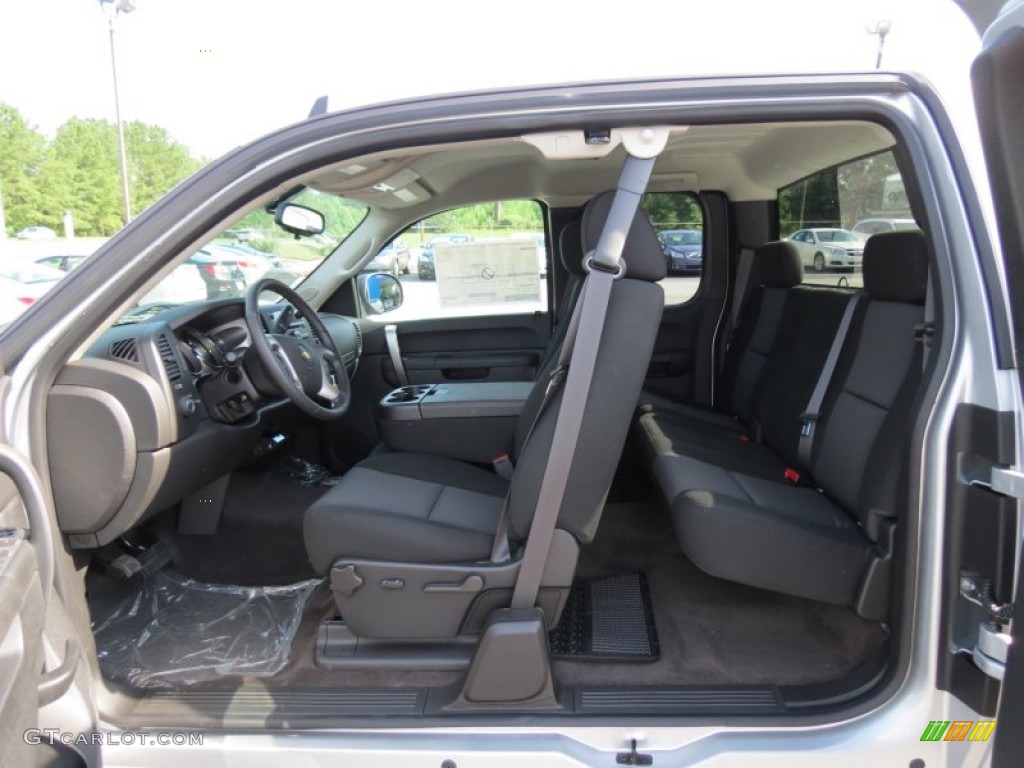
[616,739,653,766]
[959,571,1014,682]
[972,621,1012,682]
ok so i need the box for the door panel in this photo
[387,314,549,386]
[643,300,703,401]
[0,466,90,767]
[0,521,45,768]
[643,192,730,407]
[322,314,549,470]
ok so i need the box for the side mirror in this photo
[360,272,404,315]
[275,203,325,237]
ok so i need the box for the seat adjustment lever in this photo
[423,574,484,593]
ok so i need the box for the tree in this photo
[125,122,203,214]
[837,152,901,227]
[37,118,124,235]
[642,193,702,230]
[0,103,46,234]
[778,171,840,235]
[34,117,204,236]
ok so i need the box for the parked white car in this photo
[14,225,57,240]
[851,217,921,239]
[786,227,865,271]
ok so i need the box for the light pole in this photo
[867,19,892,70]
[99,0,137,227]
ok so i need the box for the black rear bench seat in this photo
[637,231,929,619]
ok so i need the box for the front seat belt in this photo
[509,145,662,610]
[384,324,409,385]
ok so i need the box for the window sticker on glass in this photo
[435,239,541,308]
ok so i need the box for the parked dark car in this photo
[658,229,703,274]
[417,233,473,279]
[213,243,286,282]
[187,247,247,298]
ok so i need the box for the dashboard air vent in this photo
[110,338,139,363]
[308,320,322,345]
[156,335,182,382]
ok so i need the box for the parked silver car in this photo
[786,227,864,271]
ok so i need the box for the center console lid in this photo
[376,382,534,463]
[379,382,534,422]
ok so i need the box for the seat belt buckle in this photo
[799,413,818,437]
[544,364,567,398]
[783,467,801,485]
[492,453,515,480]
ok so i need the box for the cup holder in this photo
[385,384,433,404]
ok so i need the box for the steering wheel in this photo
[244,278,351,421]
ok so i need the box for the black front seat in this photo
[303,190,665,640]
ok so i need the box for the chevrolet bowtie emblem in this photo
[298,346,312,363]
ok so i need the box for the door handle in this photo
[384,324,409,385]
[423,574,484,593]
[38,639,80,706]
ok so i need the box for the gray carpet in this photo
[172,470,326,586]
[552,499,889,686]
[92,473,886,693]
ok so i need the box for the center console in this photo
[377,382,533,463]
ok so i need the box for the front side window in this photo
[368,200,548,321]
[778,150,917,289]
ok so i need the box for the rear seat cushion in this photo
[636,240,804,462]
[651,230,929,611]
[661,455,869,605]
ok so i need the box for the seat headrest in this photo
[757,240,803,288]
[558,219,586,275]
[581,191,667,282]
[863,230,929,303]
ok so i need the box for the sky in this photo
[0,0,984,162]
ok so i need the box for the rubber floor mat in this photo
[549,572,659,661]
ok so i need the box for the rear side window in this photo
[778,150,918,289]
[642,192,704,305]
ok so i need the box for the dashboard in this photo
[46,297,363,549]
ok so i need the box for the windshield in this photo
[116,189,367,324]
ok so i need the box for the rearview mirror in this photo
[275,203,325,237]
[360,272,404,315]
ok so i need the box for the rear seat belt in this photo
[504,147,661,609]
[726,247,756,349]
[797,293,864,466]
